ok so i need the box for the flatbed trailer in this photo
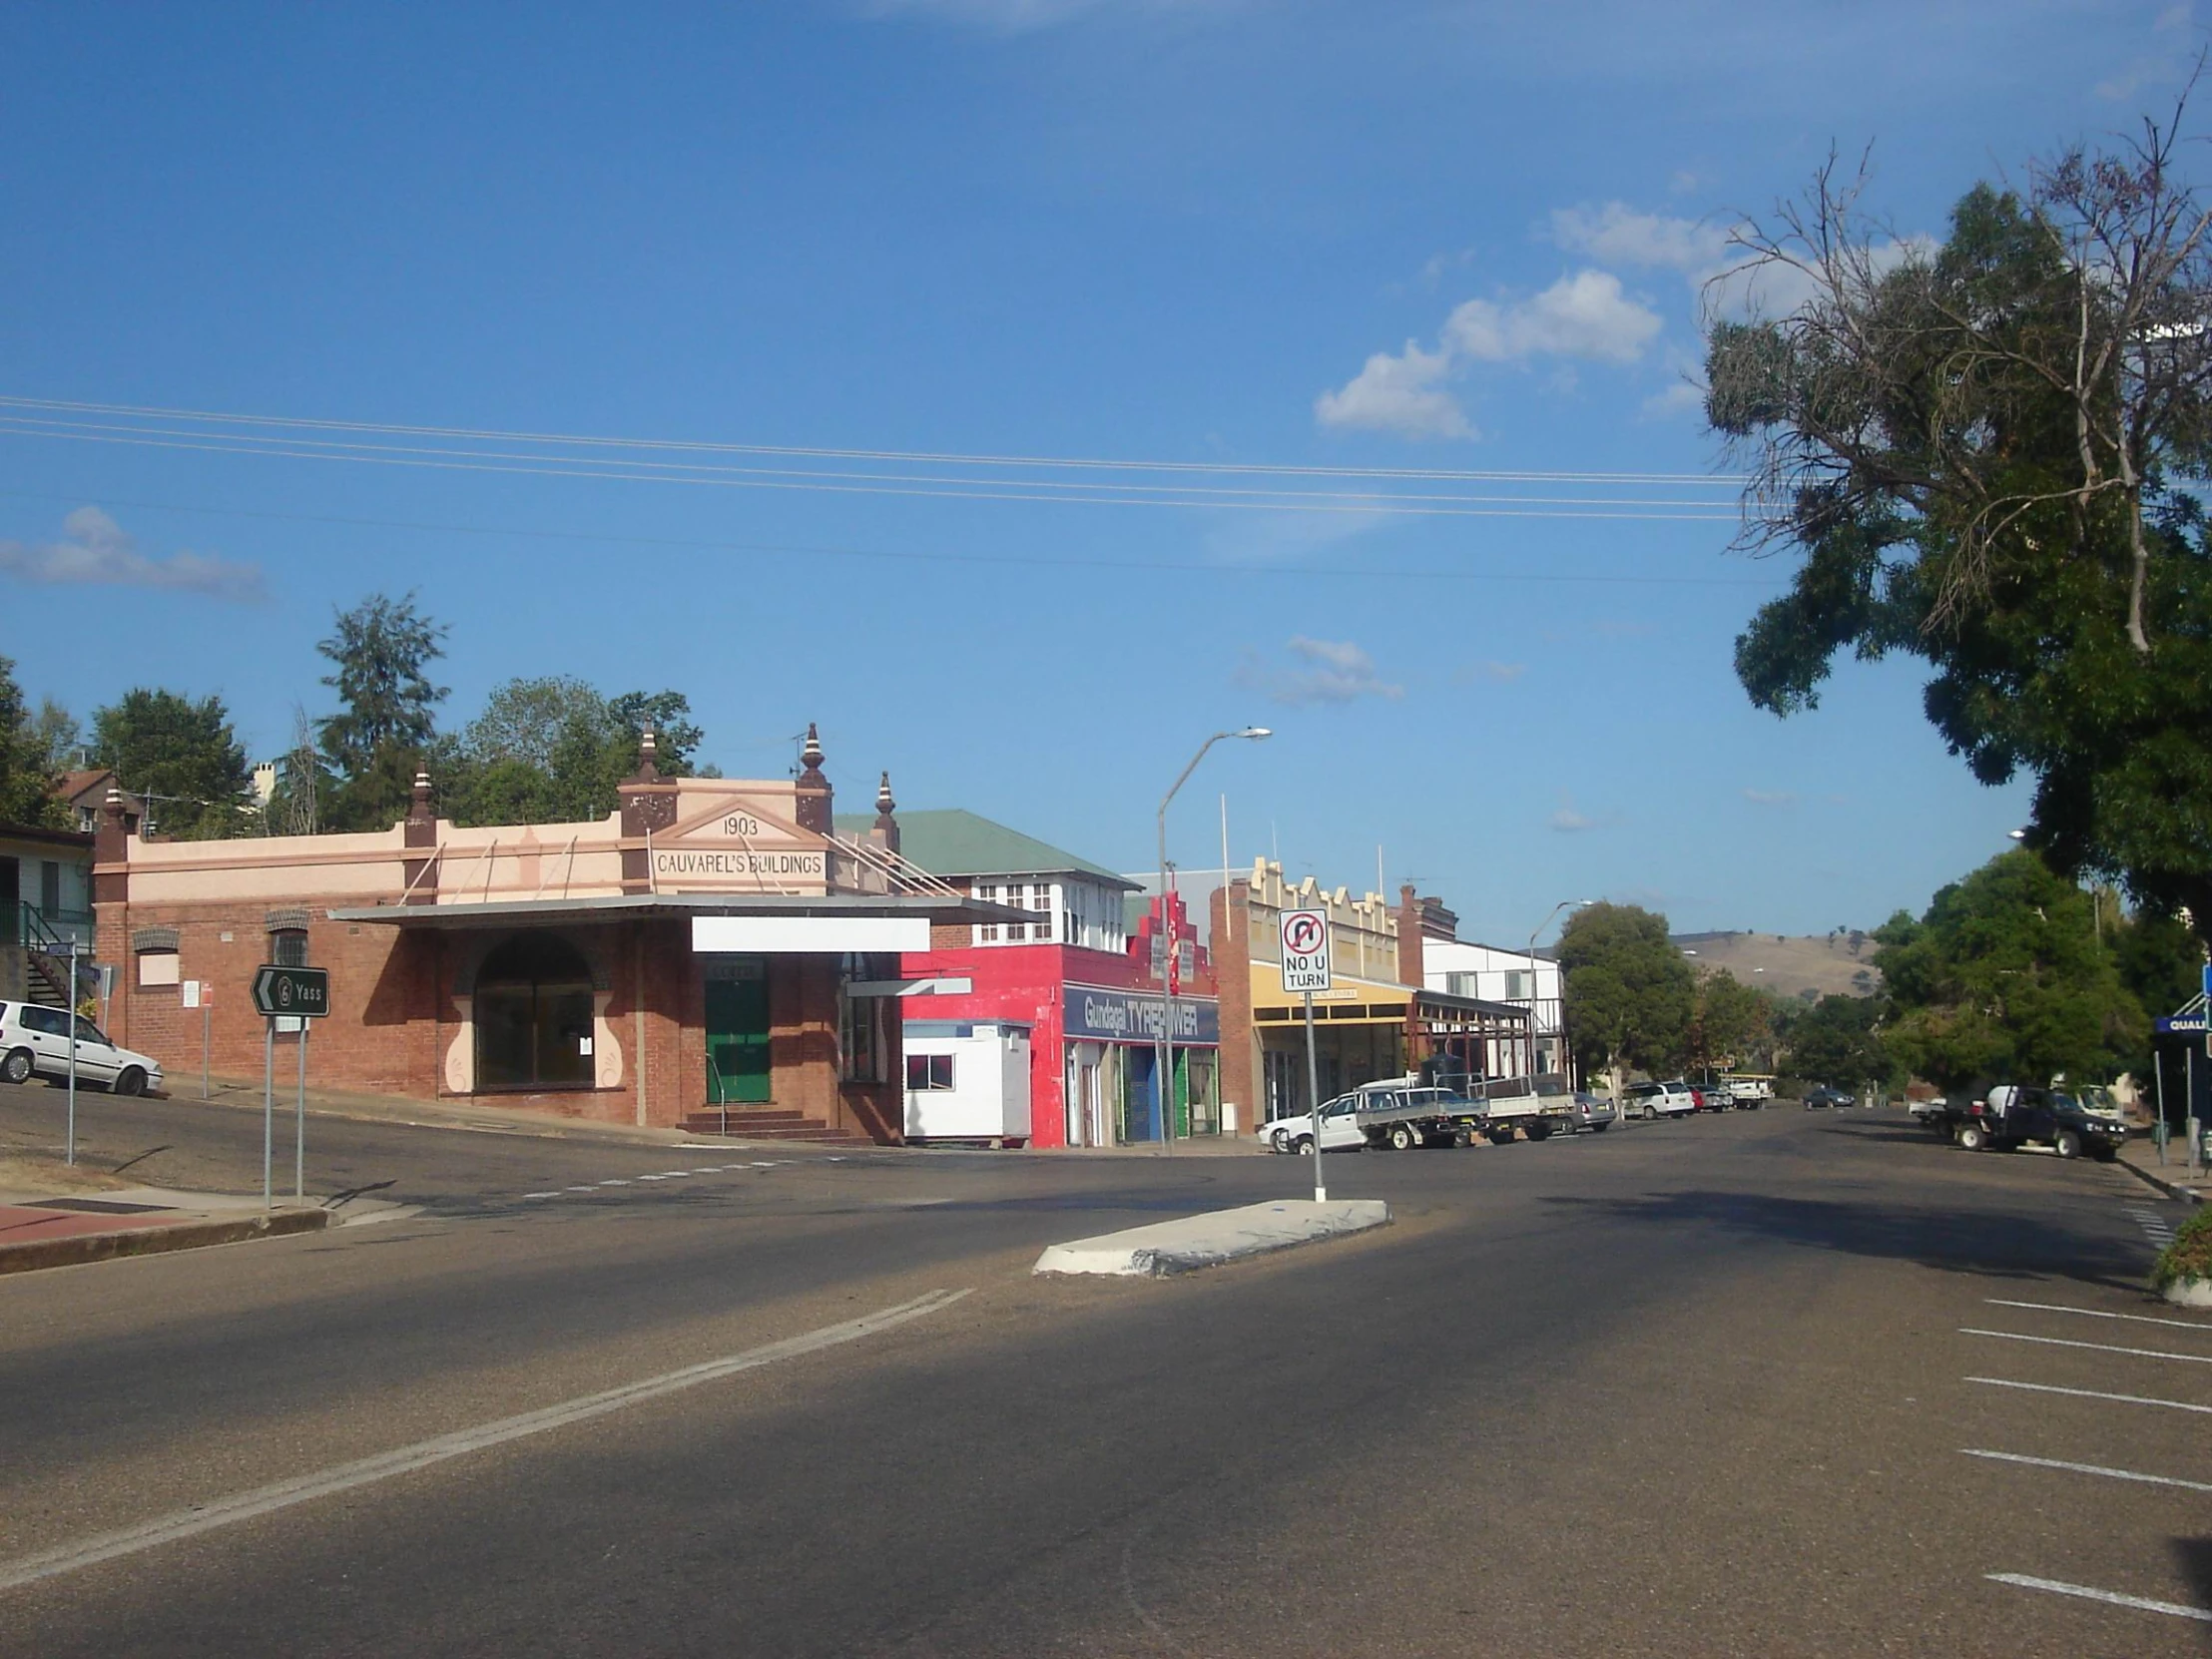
[1460,1073,1574,1143]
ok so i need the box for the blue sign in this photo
[1063,985,1220,1045]
[2203,962,2212,1002]
[2163,1015,2210,1034]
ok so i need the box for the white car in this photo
[0,1001,164,1095]
[1264,1094,1369,1153]
[1623,1080,1697,1119]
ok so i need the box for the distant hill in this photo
[1670,930,1883,1003]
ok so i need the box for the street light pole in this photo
[1524,899,1594,1082]
[1158,727,1271,1151]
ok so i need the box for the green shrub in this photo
[2152,1206,2212,1292]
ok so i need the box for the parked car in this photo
[0,1001,164,1095]
[1264,1093,1370,1154]
[1801,1084,1855,1110]
[1623,1080,1697,1119]
[1567,1090,1615,1132]
[1939,1083,2126,1160]
[1908,1094,1949,1130]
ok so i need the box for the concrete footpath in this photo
[2119,1134,2209,1207]
[0,1154,420,1276]
[1034,1198,1391,1277]
[0,1186,331,1275]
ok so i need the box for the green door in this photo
[705,976,771,1103]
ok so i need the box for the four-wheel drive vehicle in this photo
[1267,1080,1488,1152]
[1945,1084,2126,1161]
[1800,1084,1854,1110]
[0,1001,164,1095]
[1623,1080,1697,1119]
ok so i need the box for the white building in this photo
[1407,895,1568,1079]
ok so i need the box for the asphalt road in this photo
[1,1100,2205,1656]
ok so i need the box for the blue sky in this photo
[0,1,2195,945]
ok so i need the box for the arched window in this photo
[474,932,596,1091]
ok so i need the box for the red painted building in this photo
[837,809,1219,1147]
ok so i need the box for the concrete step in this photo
[679,1111,875,1145]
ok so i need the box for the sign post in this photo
[1280,908,1333,1203]
[64,939,79,1167]
[252,965,329,1207]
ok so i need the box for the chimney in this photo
[871,771,899,855]
[795,723,832,833]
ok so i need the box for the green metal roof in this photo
[832,809,1137,888]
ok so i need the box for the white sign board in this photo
[182,980,202,1009]
[1280,908,1332,992]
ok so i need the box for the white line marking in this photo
[1988,1573,2212,1623]
[0,1288,973,1595]
[598,1180,629,1187]
[1967,1377,2212,1414]
[521,1192,560,1200]
[565,1186,597,1193]
[1960,1329,2212,1365]
[658,1171,691,1178]
[688,1169,723,1175]
[1962,1448,2212,1492]
[1985,1300,2212,1333]
[634,1174,666,1181]
[751,1161,780,1168]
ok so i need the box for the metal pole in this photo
[1305,989,1325,1202]
[295,1022,307,1202]
[1158,804,1173,1153]
[2155,1047,2168,1164]
[65,940,78,1166]
[201,991,212,1101]
[2191,1044,2200,1178]
[263,1016,275,1210]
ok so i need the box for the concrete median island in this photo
[1033,1198,1390,1278]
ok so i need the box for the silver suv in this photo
[0,1002,164,1095]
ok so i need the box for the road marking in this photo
[598,1179,630,1186]
[1967,1377,2212,1414]
[1988,1574,2212,1623]
[0,1288,973,1596]
[1959,1329,2212,1365]
[688,1168,724,1175]
[521,1192,560,1200]
[565,1186,598,1193]
[658,1171,692,1178]
[634,1174,666,1181]
[1963,1447,2212,1492]
[1985,1300,2212,1333]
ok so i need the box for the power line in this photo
[0,420,1750,523]
[0,485,1786,588]
[0,393,1749,486]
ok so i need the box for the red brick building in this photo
[90,730,1012,1143]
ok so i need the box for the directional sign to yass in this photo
[252,964,331,1019]
[1280,907,1333,992]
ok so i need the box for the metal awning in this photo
[325,892,1028,930]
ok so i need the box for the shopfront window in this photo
[474,933,596,1092]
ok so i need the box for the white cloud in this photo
[1640,380,1705,420]
[1549,798,1598,832]
[1238,635,1404,706]
[1317,270,1661,440]
[1444,271,1663,364]
[1549,203,1729,274]
[1314,339,1473,439]
[1743,789,1797,807]
[0,508,264,601]
[1455,660,1526,683]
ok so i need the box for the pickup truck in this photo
[1264,1080,1491,1153]
[1937,1084,2127,1161]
